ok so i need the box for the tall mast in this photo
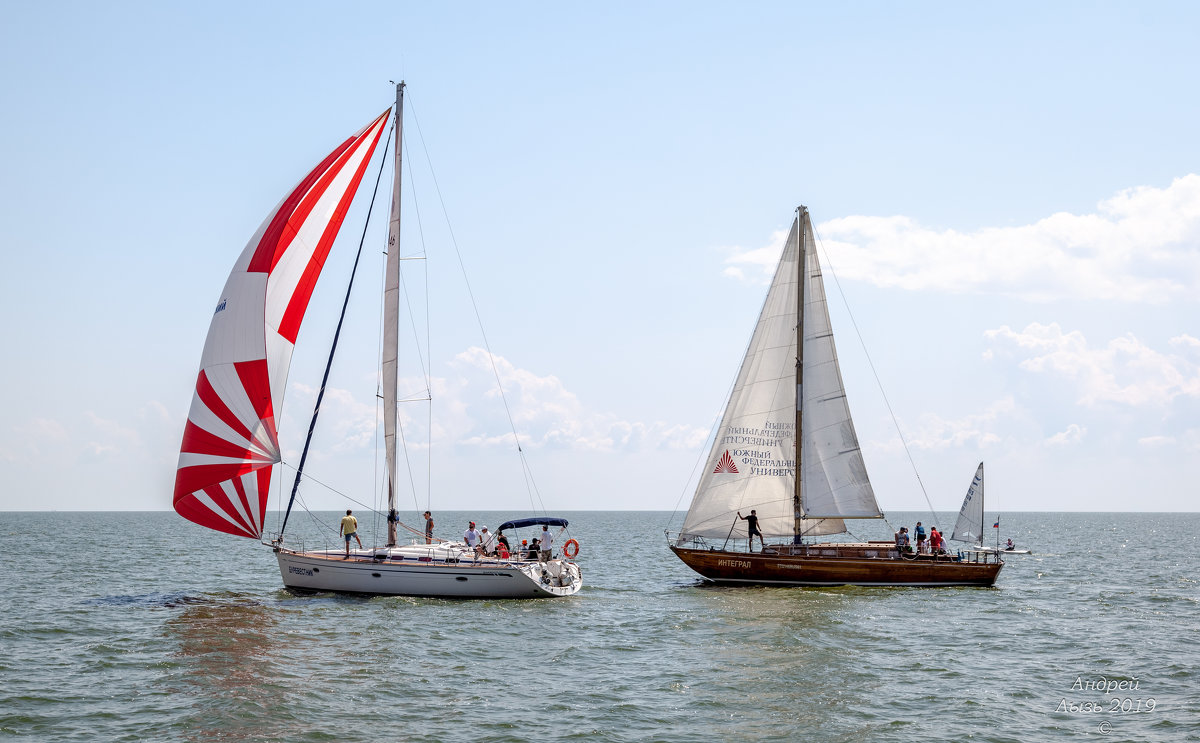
[793,206,807,541]
[383,81,405,546]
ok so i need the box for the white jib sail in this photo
[681,215,846,540]
[950,462,985,544]
[797,209,882,522]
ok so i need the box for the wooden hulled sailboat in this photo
[173,84,582,598]
[669,207,1002,587]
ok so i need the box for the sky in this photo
[1,1,1198,517]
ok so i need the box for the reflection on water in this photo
[164,595,278,742]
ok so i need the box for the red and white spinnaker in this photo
[173,110,389,538]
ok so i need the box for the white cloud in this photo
[452,347,708,452]
[722,228,790,285]
[1137,435,1175,447]
[284,348,709,456]
[985,322,1200,407]
[882,396,1016,451]
[725,174,1200,302]
[1047,424,1087,446]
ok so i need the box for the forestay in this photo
[173,111,390,538]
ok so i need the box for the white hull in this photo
[274,542,582,599]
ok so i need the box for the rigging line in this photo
[406,93,540,508]
[810,223,940,521]
[279,122,394,539]
[399,130,435,514]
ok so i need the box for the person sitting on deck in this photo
[478,526,497,556]
[526,538,540,560]
[897,527,911,553]
[1005,539,1015,551]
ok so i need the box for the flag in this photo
[993,521,1000,528]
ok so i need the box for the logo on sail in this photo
[713,450,739,474]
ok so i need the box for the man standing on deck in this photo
[424,511,434,544]
[340,510,363,557]
[738,509,764,551]
[915,522,927,553]
[538,524,554,561]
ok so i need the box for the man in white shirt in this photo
[479,526,497,556]
[538,524,554,561]
[463,521,480,549]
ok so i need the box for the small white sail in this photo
[950,462,985,544]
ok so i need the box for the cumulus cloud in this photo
[286,348,709,456]
[984,322,1200,407]
[451,347,708,452]
[1047,424,1087,446]
[724,175,1200,302]
[881,396,1017,451]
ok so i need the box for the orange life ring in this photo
[562,539,579,559]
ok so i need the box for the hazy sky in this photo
[2,1,1198,516]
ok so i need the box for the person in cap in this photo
[463,521,480,549]
[424,511,434,544]
[479,526,497,556]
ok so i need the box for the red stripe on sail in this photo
[195,370,256,446]
[276,115,387,343]
[254,467,271,531]
[201,484,257,536]
[246,110,390,276]
[179,420,275,462]
[233,359,276,450]
[246,145,352,275]
[228,476,257,535]
[173,460,269,539]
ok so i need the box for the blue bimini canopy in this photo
[497,517,569,532]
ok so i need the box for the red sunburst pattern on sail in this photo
[713,450,739,474]
[173,110,390,539]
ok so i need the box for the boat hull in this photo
[670,542,1002,587]
[275,548,582,598]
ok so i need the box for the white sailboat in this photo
[950,463,1030,555]
[670,207,1003,586]
[173,83,582,598]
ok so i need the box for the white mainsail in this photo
[680,208,881,541]
[950,462,985,545]
[797,210,881,522]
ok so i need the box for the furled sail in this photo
[797,210,882,522]
[681,216,843,540]
[174,111,390,538]
[950,462,985,545]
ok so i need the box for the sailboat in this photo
[173,83,582,598]
[950,463,1030,555]
[669,207,1003,587]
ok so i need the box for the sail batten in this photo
[174,110,390,539]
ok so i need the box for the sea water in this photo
[0,510,1197,742]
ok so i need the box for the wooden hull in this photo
[670,542,1002,587]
